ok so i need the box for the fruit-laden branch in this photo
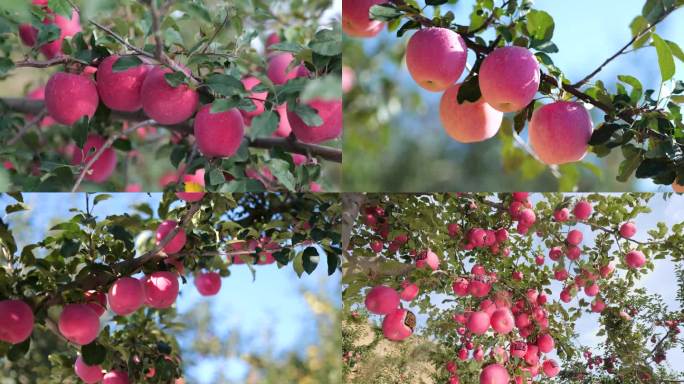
[389,0,674,135]
[71,119,156,192]
[37,201,202,311]
[0,98,342,163]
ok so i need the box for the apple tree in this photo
[342,193,684,383]
[342,0,684,192]
[0,191,341,383]
[0,0,342,192]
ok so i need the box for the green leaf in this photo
[268,42,304,54]
[369,4,402,22]
[112,138,132,151]
[93,194,112,205]
[666,40,684,62]
[72,117,90,148]
[0,57,14,77]
[210,98,241,113]
[7,338,30,361]
[207,168,226,186]
[250,110,278,138]
[526,10,555,41]
[300,75,342,102]
[164,71,187,88]
[426,0,448,5]
[309,29,341,56]
[589,123,622,146]
[629,16,652,49]
[267,159,296,191]
[652,33,675,82]
[47,0,72,18]
[204,73,244,97]
[302,246,319,274]
[111,55,143,72]
[81,342,106,365]
[290,103,323,127]
[36,23,60,45]
[457,76,481,104]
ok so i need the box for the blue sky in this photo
[361,194,684,376]
[0,193,341,383]
[359,0,684,191]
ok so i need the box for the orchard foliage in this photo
[342,193,684,383]
[0,192,341,383]
[0,0,342,192]
[343,0,684,191]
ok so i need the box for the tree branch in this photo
[0,98,342,163]
[71,120,157,192]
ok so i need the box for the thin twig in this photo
[8,110,47,145]
[71,120,156,192]
[89,19,154,58]
[573,7,677,87]
[200,13,230,54]
[15,56,89,68]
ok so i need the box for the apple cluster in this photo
[16,1,341,190]
[343,0,595,166]
[355,193,655,383]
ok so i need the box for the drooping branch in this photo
[0,98,342,162]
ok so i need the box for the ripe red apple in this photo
[96,55,150,112]
[554,268,569,281]
[566,245,581,260]
[108,277,145,316]
[400,281,419,301]
[342,66,356,93]
[382,308,414,341]
[467,311,490,334]
[58,304,100,345]
[287,99,342,144]
[103,370,130,384]
[537,333,555,353]
[194,272,222,296]
[19,23,38,46]
[542,359,560,377]
[194,104,245,158]
[490,308,514,334]
[143,271,180,309]
[240,76,268,124]
[273,103,292,137]
[75,355,104,383]
[619,221,637,238]
[416,249,440,270]
[0,299,34,344]
[479,46,540,112]
[510,341,527,358]
[84,290,107,317]
[176,169,205,202]
[549,246,562,261]
[71,134,118,183]
[365,285,400,315]
[406,28,467,92]
[585,283,599,297]
[156,220,187,254]
[591,298,606,313]
[519,208,536,226]
[529,101,593,164]
[566,229,583,245]
[267,53,306,85]
[480,363,510,384]
[573,200,593,220]
[140,66,199,124]
[625,250,646,269]
[45,72,99,125]
[554,208,569,222]
[40,10,81,58]
[469,280,491,297]
[370,240,383,253]
[342,0,385,37]
[452,278,470,296]
[439,83,503,142]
